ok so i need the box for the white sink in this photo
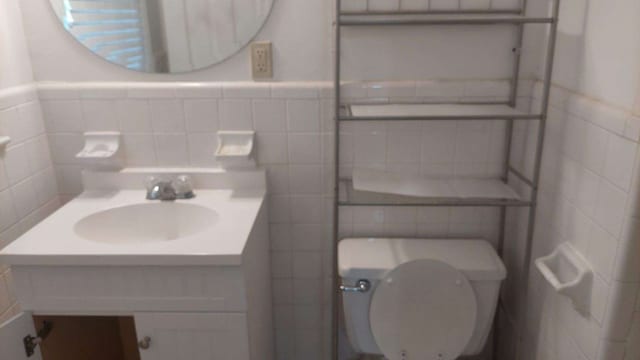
[74,203,218,244]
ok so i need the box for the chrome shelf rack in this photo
[331,1,561,359]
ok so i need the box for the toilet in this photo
[339,238,507,360]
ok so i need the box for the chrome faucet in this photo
[146,175,195,201]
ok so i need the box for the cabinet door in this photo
[134,313,249,360]
[0,312,42,360]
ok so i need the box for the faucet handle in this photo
[144,175,160,191]
[173,175,195,199]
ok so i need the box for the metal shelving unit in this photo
[331,0,561,359]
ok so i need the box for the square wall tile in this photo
[292,252,323,279]
[116,100,152,133]
[387,131,421,163]
[16,102,45,141]
[603,134,637,192]
[154,134,188,166]
[287,100,320,132]
[149,100,185,132]
[219,99,253,130]
[257,133,289,165]
[253,99,287,132]
[594,179,627,238]
[291,224,324,251]
[289,166,323,195]
[184,99,219,132]
[430,0,460,10]
[290,196,324,224]
[400,0,429,11]
[122,134,156,166]
[266,165,291,195]
[187,133,218,166]
[3,145,31,185]
[288,134,321,164]
[0,189,18,232]
[368,0,400,11]
[41,100,84,133]
[10,179,38,218]
[82,100,119,131]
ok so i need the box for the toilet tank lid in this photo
[338,238,506,281]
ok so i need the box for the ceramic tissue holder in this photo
[76,131,123,169]
[215,131,256,169]
[535,242,593,312]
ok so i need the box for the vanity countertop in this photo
[0,168,266,267]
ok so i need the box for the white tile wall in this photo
[0,85,60,324]
[502,82,640,360]
[2,79,636,360]
[37,80,516,360]
[39,81,335,360]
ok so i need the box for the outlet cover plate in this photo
[251,41,273,80]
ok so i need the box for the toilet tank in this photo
[338,238,506,356]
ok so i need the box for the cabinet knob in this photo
[138,336,151,350]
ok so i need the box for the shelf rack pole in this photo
[331,0,342,359]
[496,0,530,357]
[517,0,561,358]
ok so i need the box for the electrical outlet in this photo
[251,42,273,80]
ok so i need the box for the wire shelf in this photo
[339,13,555,26]
[338,178,532,208]
[341,103,542,121]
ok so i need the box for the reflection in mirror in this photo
[50,0,274,73]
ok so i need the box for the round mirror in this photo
[49,0,274,73]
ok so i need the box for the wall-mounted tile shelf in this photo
[342,103,541,121]
[535,242,592,312]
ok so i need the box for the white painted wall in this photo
[158,0,273,72]
[20,0,332,81]
[0,0,34,89]
[20,0,534,82]
[534,0,640,110]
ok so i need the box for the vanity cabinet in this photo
[0,202,272,360]
[0,169,273,360]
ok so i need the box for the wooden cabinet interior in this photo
[32,316,140,360]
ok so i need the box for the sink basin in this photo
[74,203,218,244]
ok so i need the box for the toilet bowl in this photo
[339,238,506,360]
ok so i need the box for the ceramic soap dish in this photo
[215,131,256,169]
[76,131,123,169]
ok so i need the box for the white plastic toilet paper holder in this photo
[535,242,592,311]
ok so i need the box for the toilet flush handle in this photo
[138,336,152,350]
[340,279,371,293]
